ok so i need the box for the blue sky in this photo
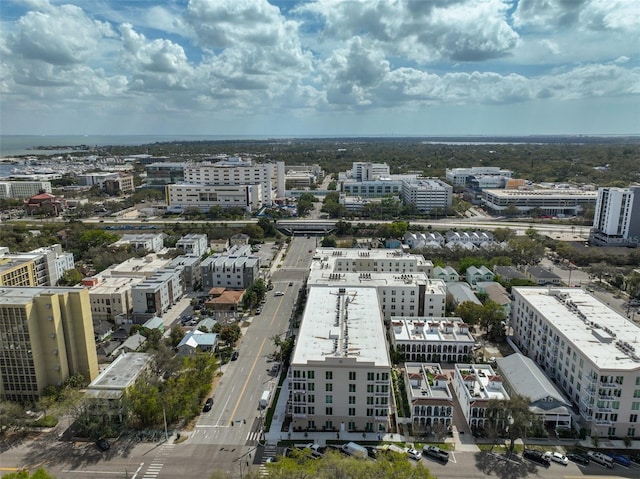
[0,0,638,136]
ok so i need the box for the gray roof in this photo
[493,266,527,280]
[447,282,482,305]
[496,354,571,409]
[527,266,561,280]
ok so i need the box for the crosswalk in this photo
[140,443,175,479]
[246,430,263,444]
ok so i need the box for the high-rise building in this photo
[401,179,453,213]
[0,287,98,403]
[590,186,640,247]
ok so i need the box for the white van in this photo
[259,390,270,409]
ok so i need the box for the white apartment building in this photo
[404,363,454,436]
[451,363,509,431]
[183,158,285,206]
[131,269,184,316]
[82,275,143,322]
[288,286,391,433]
[390,317,476,363]
[112,233,165,253]
[351,162,390,181]
[77,172,134,194]
[401,179,453,213]
[200,245,260,290]
[103,254,172,279]
[168,255,202,292]
[0,244,74,286]
[511,287,640,438]
[308,250,445,321]
[445,167,513,187]
[0,181,52,199]
[481,188,597,215]
[165,183,263,212]
[176,234,208,257]
[590,186,640,247]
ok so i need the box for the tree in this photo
[0,401,26,434]
[57,268,82,286]
[257,217,277,236]
[124,377,163,427]
[507,236,545,265]
[485,394,536,455]
[2,469,56,479]
[321,235,337,247]
[79,230,118,249]
[168,327,186,348]
[242,224,264,240]
[454,301,484,326]
[218,324,241,346]
[492,227,516,242]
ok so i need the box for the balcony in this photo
[579,396,594,408]
[595,406,613,413]
[594,419,613,426]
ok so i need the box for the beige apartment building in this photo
[0,287,99,403]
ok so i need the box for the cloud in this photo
[7,1,114,65]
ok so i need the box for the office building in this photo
[288,286,391,433]
[165,183,263,212]
[481,188,597,215]
[77,172,134,194]
[401,179,453,213]
[145,162,187,186]
[445,167,513,187]
[590,186,640,247]
[0,287,99,403]
[0,181,52,199]
[511,287,640,438]
[183,158,285,206]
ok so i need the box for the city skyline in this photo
[1,0,638,137]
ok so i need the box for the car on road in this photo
[523,449,550,467]
[567,453,590,465]
[288,282,293,286]
[96,438,110,451]
[231,351,239,361]
[547,451,568,465]
[274,291,284,296]
[255,307,262,315]
[203,397,214,412]
[407,448,422,460]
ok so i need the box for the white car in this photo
[274,291,284,297]
[547,451,568,465]
[407,448,422,460]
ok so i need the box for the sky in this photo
[0,0,639,137]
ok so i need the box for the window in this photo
[349,371,356,381]
[349,396,356,404]
[349,384,356,392]
[367,397,374,405]
[367,385,374,393]
[632,402,640,411]
[348,408,356,416]
[308,395,315,403]
[326,395,333,404]
[326,371,333,380]
[630,414,638,423]
[366,408,374,417]
[326,407,333,416]
[308,383,315,391]
[308,371,315,379]
[308,407,315,415]
[326,383,333,392]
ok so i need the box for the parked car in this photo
[231,351,239,361]
[523,449,550,467]
[274,291,284,296]
[96,438,110,451]
[407,448,422,460]
[611,454,631,466]
[567,453,590,465]
[203,397,214,412]
[547,451,568,465]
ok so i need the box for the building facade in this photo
[176,234,209,257]
[0,181,52,199]
[445,167,513,187]
[166,183,262,212]
[200,245,260,290]
[401,179,453,213]
[145,162,187,186]
[590,186,640,247]
[0,287,99,403]
[288,287,391,433]
[481,188,597,215]
[131,269,184,317]
[511,287,640,438]
[404,363,454,436]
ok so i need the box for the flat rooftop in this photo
[311,248,432,266]
[88,275,143,294]
[104,254,171,277]
[391,317,474,344]
[293,286,389,367]
[0,286,85,305]
[456,363,509,401]
[86,353,151,400]
[486,189,597,199]
[514,287,640,370]
[405,363,452,401]
[307,270,443,291]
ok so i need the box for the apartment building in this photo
[451,363,509,430]
[0,245,74,287]
[0,287,99,403]
[590,186,640,247]
[308,249,444,321]
[200,245,260,290]
[77,172,134,194]
[390,317,476,363]
[401,179,453,213]
[481,188,597,215]
[183,158,285,206]
[168,255,202,292]
[131,269,184,317]
[511,287,640,438]
[112,233,165,253]
[82,275,143,322]
[351,162,391,181]
[165,183,263,212]
[0,181,52,199]
[288,286,391,433]
[103,254,172,279]
[404,363,454,436]
[175,234,209,257]
[445,167,513,187]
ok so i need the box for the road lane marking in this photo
[229,337,268,421]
